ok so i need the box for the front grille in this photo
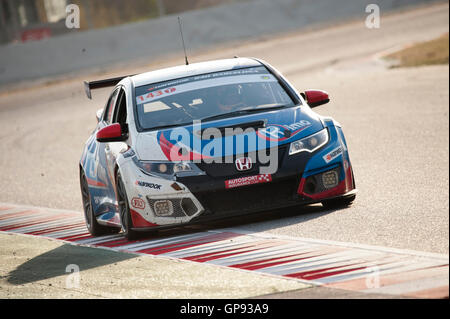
[181,198,198,216]
[196,147,286,178]
[193,177,299,214]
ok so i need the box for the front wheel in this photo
[322,194,356,209]
[116,172,139,240]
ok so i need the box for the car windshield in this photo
[134,66,296,130]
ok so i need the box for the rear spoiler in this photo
[83,75,134,99]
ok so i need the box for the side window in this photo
[103,89,119,124]
[112,88,128,128]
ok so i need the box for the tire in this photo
[116,172,139,240]
[80,169,119,236]
[322,194,356,209]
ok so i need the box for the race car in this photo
[79,57,356,239]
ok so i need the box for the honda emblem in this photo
[235,157,252,171]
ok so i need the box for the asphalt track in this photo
[0,3,449,298]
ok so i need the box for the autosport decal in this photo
[225,174,272,189]
[135,181,162,190]
[256,120,311,142]
[323,146,343,163]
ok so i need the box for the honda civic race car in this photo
[79,57,356,239]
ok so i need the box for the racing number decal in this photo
[137,87,176,103]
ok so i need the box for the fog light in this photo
[322,170,338,189]
[153,200,173,216]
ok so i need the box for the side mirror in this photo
[302,90,330,108]
[96,108,103,122]
[96,123,127,142]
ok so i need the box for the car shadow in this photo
[6,243,135,285]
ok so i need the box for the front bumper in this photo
[184,159,356,223]
[124,135,356,231]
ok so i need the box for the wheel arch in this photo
[114,164,120,182]
[79,162,85,177]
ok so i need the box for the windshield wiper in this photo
[200,105,290,123]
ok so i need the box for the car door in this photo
[104,87,129,199]
[87,87,120,217]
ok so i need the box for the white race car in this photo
[79,57,356,239]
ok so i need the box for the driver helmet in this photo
[217,85,244,112]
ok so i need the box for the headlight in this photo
[132,157,201,178]
[289,129,329,155]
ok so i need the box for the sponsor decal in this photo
[137,87,176,103]
[131,197,146,210]
[225,174,272,189]
[323,146,343,163]
[235,157,253,171]
[135,181,162,190]
[136,66,276,105]
[285,120,312,131]
[257,120,311,141]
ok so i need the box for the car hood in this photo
[135,106,324,161]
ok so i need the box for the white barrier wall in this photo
[0,0,442,86]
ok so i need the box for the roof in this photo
[130,57,262,87]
